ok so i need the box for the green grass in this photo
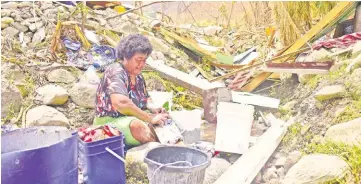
[333,98,361,124]
[282,122,302,145]
[306,141,361,183]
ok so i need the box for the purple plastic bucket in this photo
[1,126,78,184]
[78,134,126,184]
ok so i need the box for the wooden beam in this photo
[146,59,224,95]
[209,47,310,82]
[262,68,330,75]
[354,2,361,32]
[214,121,287,184]
[242,2,356,92]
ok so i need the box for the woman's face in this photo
[124,52,148,75]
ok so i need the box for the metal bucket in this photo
[144,146,211,184]
[1,126,78,184]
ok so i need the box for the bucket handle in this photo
[105,147,126,164]
[150,161,193,182]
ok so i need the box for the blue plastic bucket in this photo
[1,126,78,184]
[78,134,126,184]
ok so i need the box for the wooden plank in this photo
[215,102,254,154]
[242,2,356,92]
[214,120,287,184]
[354,2,361,32]
[146,59,224,95]
[263,68,329,75]
[231,91,280,109]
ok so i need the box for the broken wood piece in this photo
[146,58,224,95]
[215,102,254,154]
[329,47,353,57]
[228,70,252,90]
[231,91,280,109]
[209,47,310,82]
[263,61,334,74]
[202,87,232,124]
[242,2,357,92]
[214,119,287,184]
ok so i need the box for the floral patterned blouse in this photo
[95,62,149,118]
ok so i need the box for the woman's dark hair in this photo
[115,34,153,61]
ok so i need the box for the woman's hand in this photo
[150,113,169,126]
[150,107,167,114]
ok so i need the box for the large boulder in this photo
[35,85,69,105]
[203,158,230,184]
[283,151,303,173]
[26,105,69,127]
[11,22,28,32]
[47,69,76,84]
[69,83,97,108]
[1,26,19,37]
[282,154,349,184]
[324,117,361,146]
[314,85,345,101]
[1,78,23,118]
[126,142,161,182]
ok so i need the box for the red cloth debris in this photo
[312,32,361,50]
[78,125,121,142]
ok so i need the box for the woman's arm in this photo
[110,94,168,124]
[110,93,153,122]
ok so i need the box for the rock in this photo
[282,154,349,184]
[269,179,281,184]
[47,69,76,84]
[29,22,44,32]
[1,78,23,118]
[120,21,138,34]
[149,19,161,29]
[23,17,42,26]
[306,48,332,62]
[26,105,69,127]
[297,74,315,85]
[203,158,231,184]
[348,68,361,96]
[35,85,69,105]
[280,100,298,112]
[32,27,46,44]
[203,26,223,36]
[126,142,160,181]
[40,1,53,10]
[277,167,285,178]
[352,41,361,58]
[346,53,361,73]
[148,36,171,56]
[18,1,32,8]
[324,117,361,146]
[11,22,28,32]
[1,17,14,26]
[1,9,13,17]
[263,167,278,183]
[314,85,345,101]
[284,151,302,173]
[1,2,19,9]
[127,13,139,20]
[275,157,287,168]
[2,26,19,37]
[69,83,97,108]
